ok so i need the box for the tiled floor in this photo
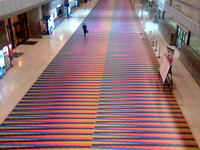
[0,0,199,148]
[135,1,200,147]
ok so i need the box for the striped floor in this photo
[0,0,198,149]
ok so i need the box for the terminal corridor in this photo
[0,0,198,149]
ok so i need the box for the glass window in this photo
[176,26,189,48]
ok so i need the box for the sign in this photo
[2,45,11,70]
[50,8,57,21]
[0,49,5,77]
[159,56,171,83]
[167,46,175,56]
[166,46,175,64]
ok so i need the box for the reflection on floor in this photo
[0,0,199,149]
[136,1,200,147]
[21,41,38,45]
[0,0,99,124]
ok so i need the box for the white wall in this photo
[171,0,200,22]
[0,0,51,19]
[155,0,200,37]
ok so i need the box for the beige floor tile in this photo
[135,1,200,147]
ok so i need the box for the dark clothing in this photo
[82,24,88,37]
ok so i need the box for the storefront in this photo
[0,49,5,77]
[176,25,190,49]
[41,16,55,35]
[50,3,65,25]
[0,44,13,77]
[0,21,13,77]
[2,6,43,48]
[4,13,29,48]
[57,4,64,19]
[41,0,65,34]
[65,0,79,18]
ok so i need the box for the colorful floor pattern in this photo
[0,0,198,149]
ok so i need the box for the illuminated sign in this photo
[0,50,5,68]
[2,45,9,56]
[50,8,57,20]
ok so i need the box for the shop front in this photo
[4,13,29,48]
[65,0,79,18]
[0,45,13,77]
[0,49,5,77]
[0,44,13,78]
[50,4,65,26]
[0,21,13,77]
[176,25,190,49]
[26,7,43,38]
[3,6,43,48]
[41,16,55,35]
[41,0,65,34]
[13,14,29,46]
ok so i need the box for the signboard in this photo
[0,49,5,77]
[47,16,55,33]
[159,56,171,83]
[2,45,11,70]
[50,8,57,21]
[167,46,175,56]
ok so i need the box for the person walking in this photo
[82,23,88,37]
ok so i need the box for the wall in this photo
[10,16,19,48]
[27,7,43,38]
[155,0,200,38]
[158,20,176,45]
[0,21,8,48]
[50,0,64,9]
[0,0,51,20]
[180,45,200,86]
[171,0,200,22]
[42,3,51,17]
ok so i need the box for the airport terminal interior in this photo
[0,0,200,149]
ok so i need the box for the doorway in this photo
[6,19,15,48]
[13,13,29,45]
[176,26,189,49]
